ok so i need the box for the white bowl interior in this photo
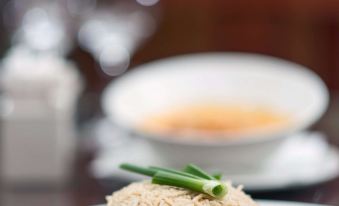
[103,53,329,141]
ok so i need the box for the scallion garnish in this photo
[183,164,216,180]
[149,166,204,179]
[212,172,223,180]
[119,163,228,199]
[153,171,227,198]
[120,163,157,176]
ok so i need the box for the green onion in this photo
[149,166,204,180]
[183,164,216,180]
[119,163,228,199]
[212,172,223,180]
[152,171,227,198]
[120,164,203,180]
[120,163,157,176]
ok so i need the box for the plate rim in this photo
[91,131,339,192]
[93,199,329,206]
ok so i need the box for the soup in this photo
[140,103,289,138]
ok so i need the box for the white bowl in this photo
[102,53,329,171]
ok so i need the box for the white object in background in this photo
[102,53,329,170]
[0,45,83,186]
[77,2,156,76]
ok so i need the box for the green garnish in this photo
[119,163,227,199]
[212,172,223,180]
[149,166,204,179]
[183,164,216,180]
[120,163,158,176]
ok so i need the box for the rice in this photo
[106,181,258,206]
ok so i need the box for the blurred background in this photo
[0,0,339,206]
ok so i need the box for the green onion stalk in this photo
[119,163,227,199]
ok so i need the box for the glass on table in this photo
[74,0,159,76]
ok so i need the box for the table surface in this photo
[1,95,339,206]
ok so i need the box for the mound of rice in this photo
[106,181,258,206]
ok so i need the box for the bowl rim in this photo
[102,52,329,146]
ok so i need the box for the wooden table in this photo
[1,95,338,206]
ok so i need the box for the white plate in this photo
[90,121,339,192]
[258,200,328,206]
[94,200,328,206]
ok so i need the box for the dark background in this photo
[1,1,339,91]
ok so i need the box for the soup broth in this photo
[140,103,289,138]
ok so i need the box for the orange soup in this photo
[140,103,289,138]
